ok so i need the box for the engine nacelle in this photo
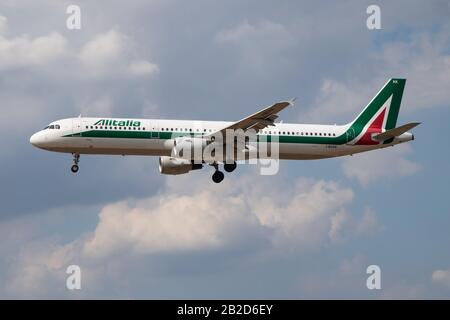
[159,156,202,175]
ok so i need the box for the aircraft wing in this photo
[208,100,293,138]
[373,122,421,141]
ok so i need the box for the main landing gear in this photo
[211,162,224,183]
[71,153,80,173]
[212,170,225,183]
[211,161,237,183]
[223,162,237,173]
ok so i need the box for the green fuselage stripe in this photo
[64,130,350,145]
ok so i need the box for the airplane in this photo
[30,78,419,183]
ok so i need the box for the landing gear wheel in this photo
[224,162,237,173]
[212,170,224,183]
[71,153,80,173]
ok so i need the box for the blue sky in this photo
[0,0,449,298]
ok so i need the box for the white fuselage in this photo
[29,117,413,160]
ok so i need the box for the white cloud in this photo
[2,175,379,297]
[78,29,160,78]
[295,254,368,298]
[380,31,450,111]
[328,210,351,243]
[4,241,74,297]
[80,95,114,117]
[304,78,375,124]
[140,100,160,117]
[304,25,450,123]
[432,269,450,288]
[82,191,260,258]
[81,175,374,259]
[355,207,381,236]
[79,30,125,68]
[250,178,355,249]
[342,144,421,186]
[128,60,160,77]
[215,20,294,66]
[329,207,381,243]
[0,19,159,79]
[0,19,67,70]
[0,15,7,34]
[215,20,289,43]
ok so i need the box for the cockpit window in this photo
[46,124,61,130]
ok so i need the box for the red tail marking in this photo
[355,108,386,145]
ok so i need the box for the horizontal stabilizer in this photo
[373,122,421,141]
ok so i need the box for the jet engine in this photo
[159,156,202,175]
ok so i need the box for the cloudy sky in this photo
[0,0,449,299]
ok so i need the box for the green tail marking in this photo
[346,78,406,138]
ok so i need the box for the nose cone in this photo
[30,133,38,146]
[30,132,46,148]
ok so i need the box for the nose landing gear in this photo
[71,153,80,173]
